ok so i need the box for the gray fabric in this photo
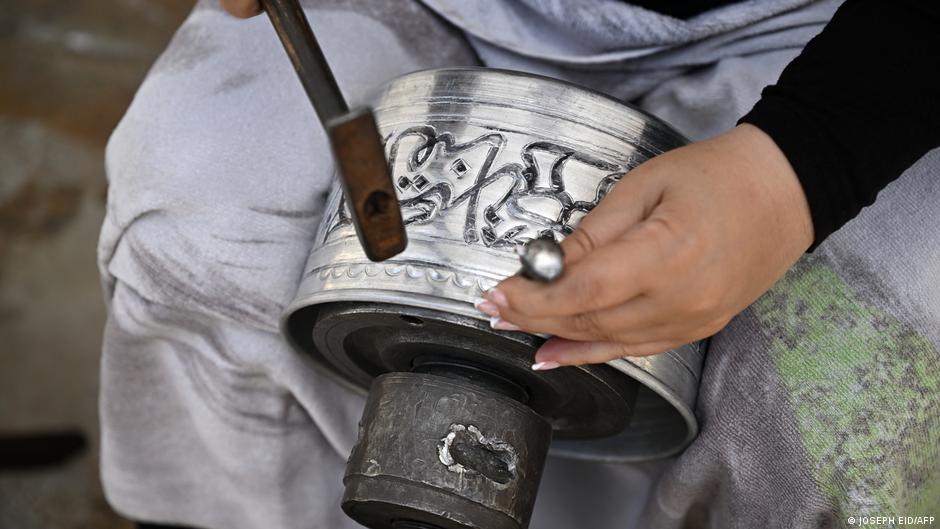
[421,0,837,103]
[99,0,940,528]
[99,2,476,527]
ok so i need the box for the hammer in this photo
[261,0,407,262]
[261,1,567,281]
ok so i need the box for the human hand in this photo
[474,124,814,369]
[220,0,262,18]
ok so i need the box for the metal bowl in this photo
[283,67,704,462]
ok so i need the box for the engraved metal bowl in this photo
[283,68,705,461]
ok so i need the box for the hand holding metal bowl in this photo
[484,121,814,370]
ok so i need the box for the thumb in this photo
[220,0,263,18]
[560,167,663,264]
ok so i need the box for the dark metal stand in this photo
[308,303,639,529]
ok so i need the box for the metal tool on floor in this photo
[264,6,705,529]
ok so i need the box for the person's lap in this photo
[100,2,477,528]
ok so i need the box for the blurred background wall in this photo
[1,1,193,526]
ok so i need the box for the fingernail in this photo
[490,317,521,331]
[484,287,509,308]
[531,361,561,371]
[473,298,501,318]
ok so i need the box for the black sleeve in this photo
[739,0,940,250]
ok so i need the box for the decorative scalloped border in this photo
[310,262,500,295]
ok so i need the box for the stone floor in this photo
[0,1,192,527]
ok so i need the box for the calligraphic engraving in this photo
[322,125,633,250]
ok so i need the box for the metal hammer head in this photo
[263,0,407,262]
[328,109,407,262]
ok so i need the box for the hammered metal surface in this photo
[343,372,552,529]
[284,68,705,461]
